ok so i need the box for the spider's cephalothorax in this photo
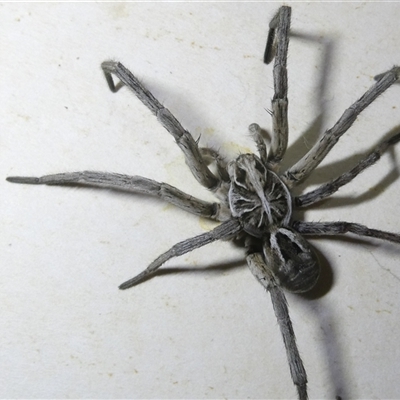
[228,153,292,229]
[7,6,400,400]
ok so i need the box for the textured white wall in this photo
[2,3,400,399]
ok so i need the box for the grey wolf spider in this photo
[7,6,400,400]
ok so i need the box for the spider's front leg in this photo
[284,66,400,186]
[6,171,230,221]
[101,61,225,193]
[264,6,291,168]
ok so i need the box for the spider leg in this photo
[295,131,400,207]
[119,218,242,289]
[247,252,308,400]
[283,66,400,187]
[293,221,400,244]
[264,6,291,167]
[6,172,230,221]
[101,61,221,192]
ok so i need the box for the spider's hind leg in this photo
[247,252,308,400]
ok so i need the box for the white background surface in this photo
[2,2,400,399]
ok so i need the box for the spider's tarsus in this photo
[119,271,150,290]
[102,61,121,93]
[6,176,40,184]
[297,384,308,400]
[374,65,400,81]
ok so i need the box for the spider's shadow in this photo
[278,31,335,175]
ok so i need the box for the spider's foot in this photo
[119,270,151,290]
[297,384,308,400]
[6,176,41,184]
[374,65,400,81]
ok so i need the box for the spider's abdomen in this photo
[264,227,320,292]
[228,154,292,232]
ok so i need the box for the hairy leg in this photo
[264,6,291,167]
[283,66,400,186]
[7,172,230,221]
[119,218,242,289]
[247,252,308,400]
[101,61,221,191]
[293,221,400,243]
[295,131,400,207]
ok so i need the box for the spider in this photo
[6,6,400,400]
